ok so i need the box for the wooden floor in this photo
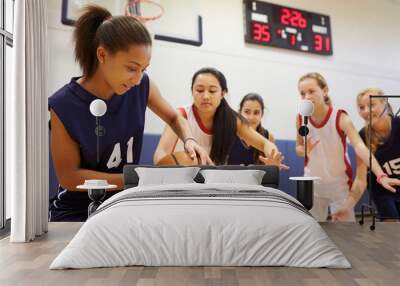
[0,222,399,286]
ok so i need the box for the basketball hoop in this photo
[125,0,164,23]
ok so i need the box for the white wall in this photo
[47,0,400,140]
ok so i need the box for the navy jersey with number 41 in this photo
[48,75,149,221]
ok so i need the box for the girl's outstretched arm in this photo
[340,113,400,192]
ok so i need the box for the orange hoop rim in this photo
[125,0,164,23]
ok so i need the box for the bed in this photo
[50,165,351,269]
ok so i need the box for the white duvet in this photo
[50,183,351,269]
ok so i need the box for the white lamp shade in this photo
[299,99,314,116]
[89,99,107,117]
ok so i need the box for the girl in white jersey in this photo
[296,73,399,222]
[154,67,284,166]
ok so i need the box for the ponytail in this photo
[210,98,241,165]
[74,5,152,78]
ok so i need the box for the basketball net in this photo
[125,0,164,24]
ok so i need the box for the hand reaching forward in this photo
[259,149,289,170]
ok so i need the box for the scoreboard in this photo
[244,0,333,55]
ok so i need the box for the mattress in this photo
[50,183,351,269]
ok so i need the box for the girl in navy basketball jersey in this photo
[333,88,400,221]
[49,6,211,222]
[228,93,277,165]
[296,73,400,222]
[153,67,285,166]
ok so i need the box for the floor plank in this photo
[0,222,399,286]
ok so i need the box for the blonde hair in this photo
[357,87,393,153]
[298,72,332,106]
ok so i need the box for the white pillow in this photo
[200,169,266,185]
[135,167,200,186]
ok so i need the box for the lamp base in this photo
[289,177,320,210]
[77,180,117,217]
[87,188,106,216]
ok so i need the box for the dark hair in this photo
[191,67,245,165]
[239,93,267,164]
[74,5,152,78]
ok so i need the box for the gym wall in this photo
[47,0,400,140]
